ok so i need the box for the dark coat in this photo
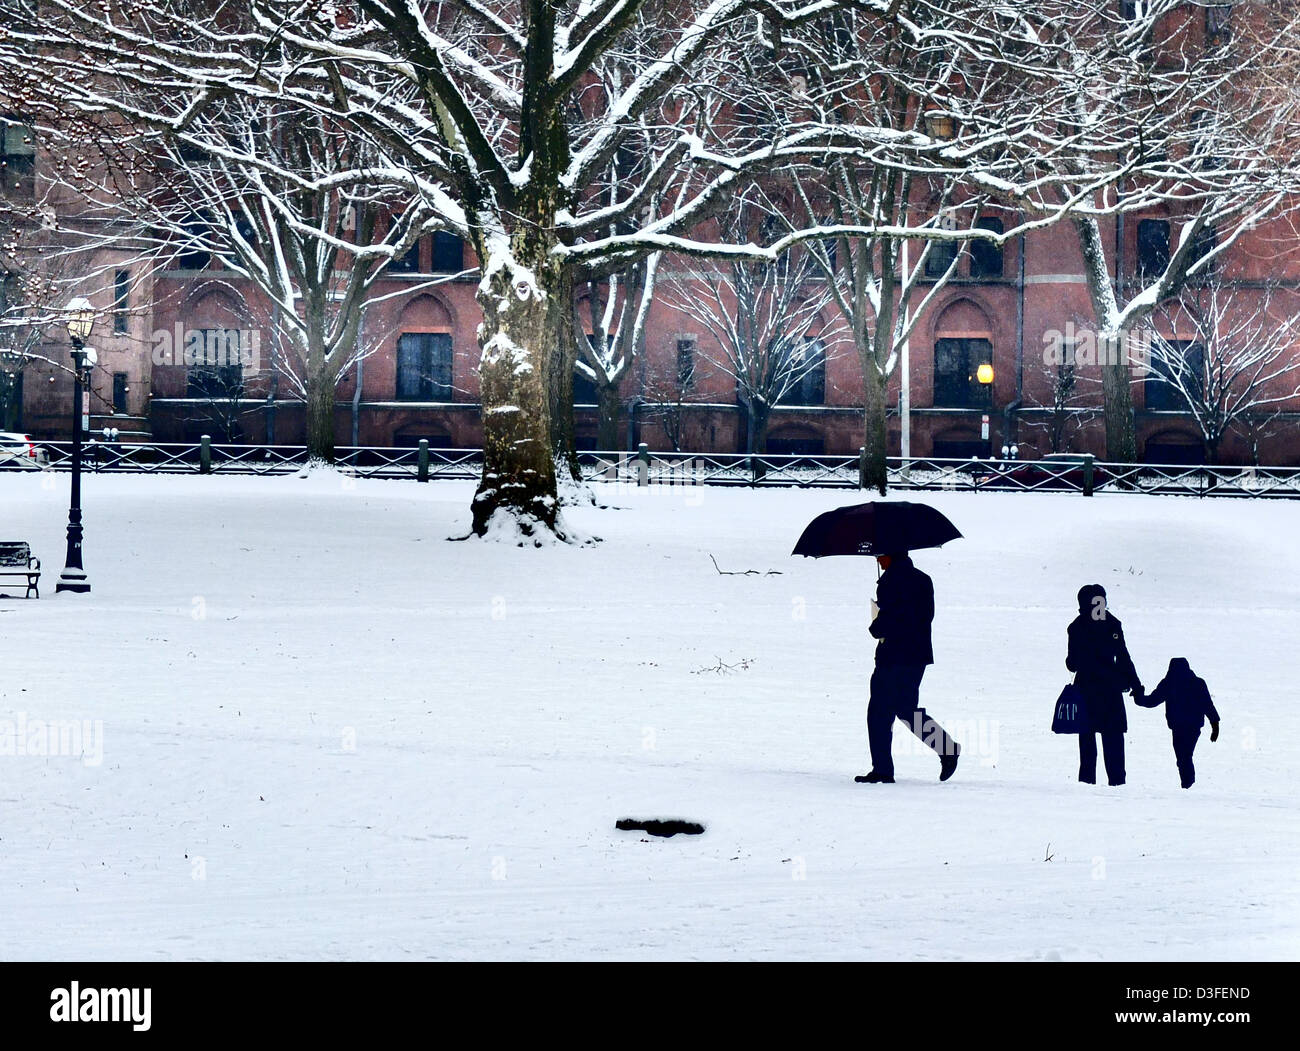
[870,554,934,666]
[1066,596,1142,734]
[1138,658,1220,730]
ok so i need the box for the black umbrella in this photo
[792,500,962,558]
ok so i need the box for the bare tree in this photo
[1021,343,1102,456]
[19,88,462,463]
[5,1,1295,534]
[1036,2,1300,462]
[661,205,847,455]
[574,253,658,453]
[1145,278,1300,464]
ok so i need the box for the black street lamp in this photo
[56,297,96,595]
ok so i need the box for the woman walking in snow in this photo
[1066,584,1145,787]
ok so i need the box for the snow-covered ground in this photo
[1,469,1297,960]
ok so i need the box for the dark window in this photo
[431,232,464,273]
[1146,339,1204,411]
[1,118,35,196]
[186,329,245,397]
[778,338,825,406]
[573,368,599,405]
[969,217,1004,279]
[767,435,825,456]
[932,438,986,460]
[177,217,212,271]
[1206,4,1232,46]
[924,220,959,278]
[233,217,258,250]
[113,269,129,334]
[1,369,22,430]
[112,372,128,414]
[186,363,243,398]
[1137,219,1170,279]
[1188,223,1217,276]
[1144,439,1205,466]
[390,239,422,274]
[396,332,453,400]
[393,431,452,449]
[676,338,696,391]
[933,337,993,409]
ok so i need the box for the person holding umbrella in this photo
[793,501,962,784]
[858,551,961,783]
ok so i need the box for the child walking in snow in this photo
[1137,657,1220,789]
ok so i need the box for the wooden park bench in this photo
[0,542,41,599]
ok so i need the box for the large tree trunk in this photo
[1074,217,1138,463]
[596,380,621,451]
[471,238,562,537]
[305,369,336,463]
[861,357,889,495]
[546,267,581,480]
[1205,434,1221,465]
[1100,354,1136,464]
[749,401,772,456]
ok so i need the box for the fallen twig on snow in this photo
[692,656,755,675]
[709,554,782,576]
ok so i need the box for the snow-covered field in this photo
[1,469,1297,961]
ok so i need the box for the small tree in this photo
[662,203,846,455]
[1021,350,1102,456]
[573,253,658,452]
[1145,280,1300,464]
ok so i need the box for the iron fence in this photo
[10,438,1300,498]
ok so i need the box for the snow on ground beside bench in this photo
[0,470,1296,959]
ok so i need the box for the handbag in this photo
[1051,683,1089,734]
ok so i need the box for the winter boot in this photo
[855,771,895,784]
[939,749,960,782]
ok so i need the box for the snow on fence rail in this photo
[16,439,1300,498]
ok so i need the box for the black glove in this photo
[1131,684,1145,701]
[1210,722,1220,743]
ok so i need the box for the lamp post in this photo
[56,297,95,595]
[977,362,995,459]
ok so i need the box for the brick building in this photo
[8,206,1300,466]
[5,1,1300,467]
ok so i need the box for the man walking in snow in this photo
[857,551,960,784]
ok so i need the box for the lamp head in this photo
[976,362,994,385]
[66,297,95,344]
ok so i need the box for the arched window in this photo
[396,333,453,400]
[932,299,994,409]
[395,297,455,400]
[778,337,825,406]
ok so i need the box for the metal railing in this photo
[11,439,1300,498]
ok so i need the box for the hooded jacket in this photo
[869,553,934,666]
[1138,657,1220,730]
[1066,584,1142,734]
